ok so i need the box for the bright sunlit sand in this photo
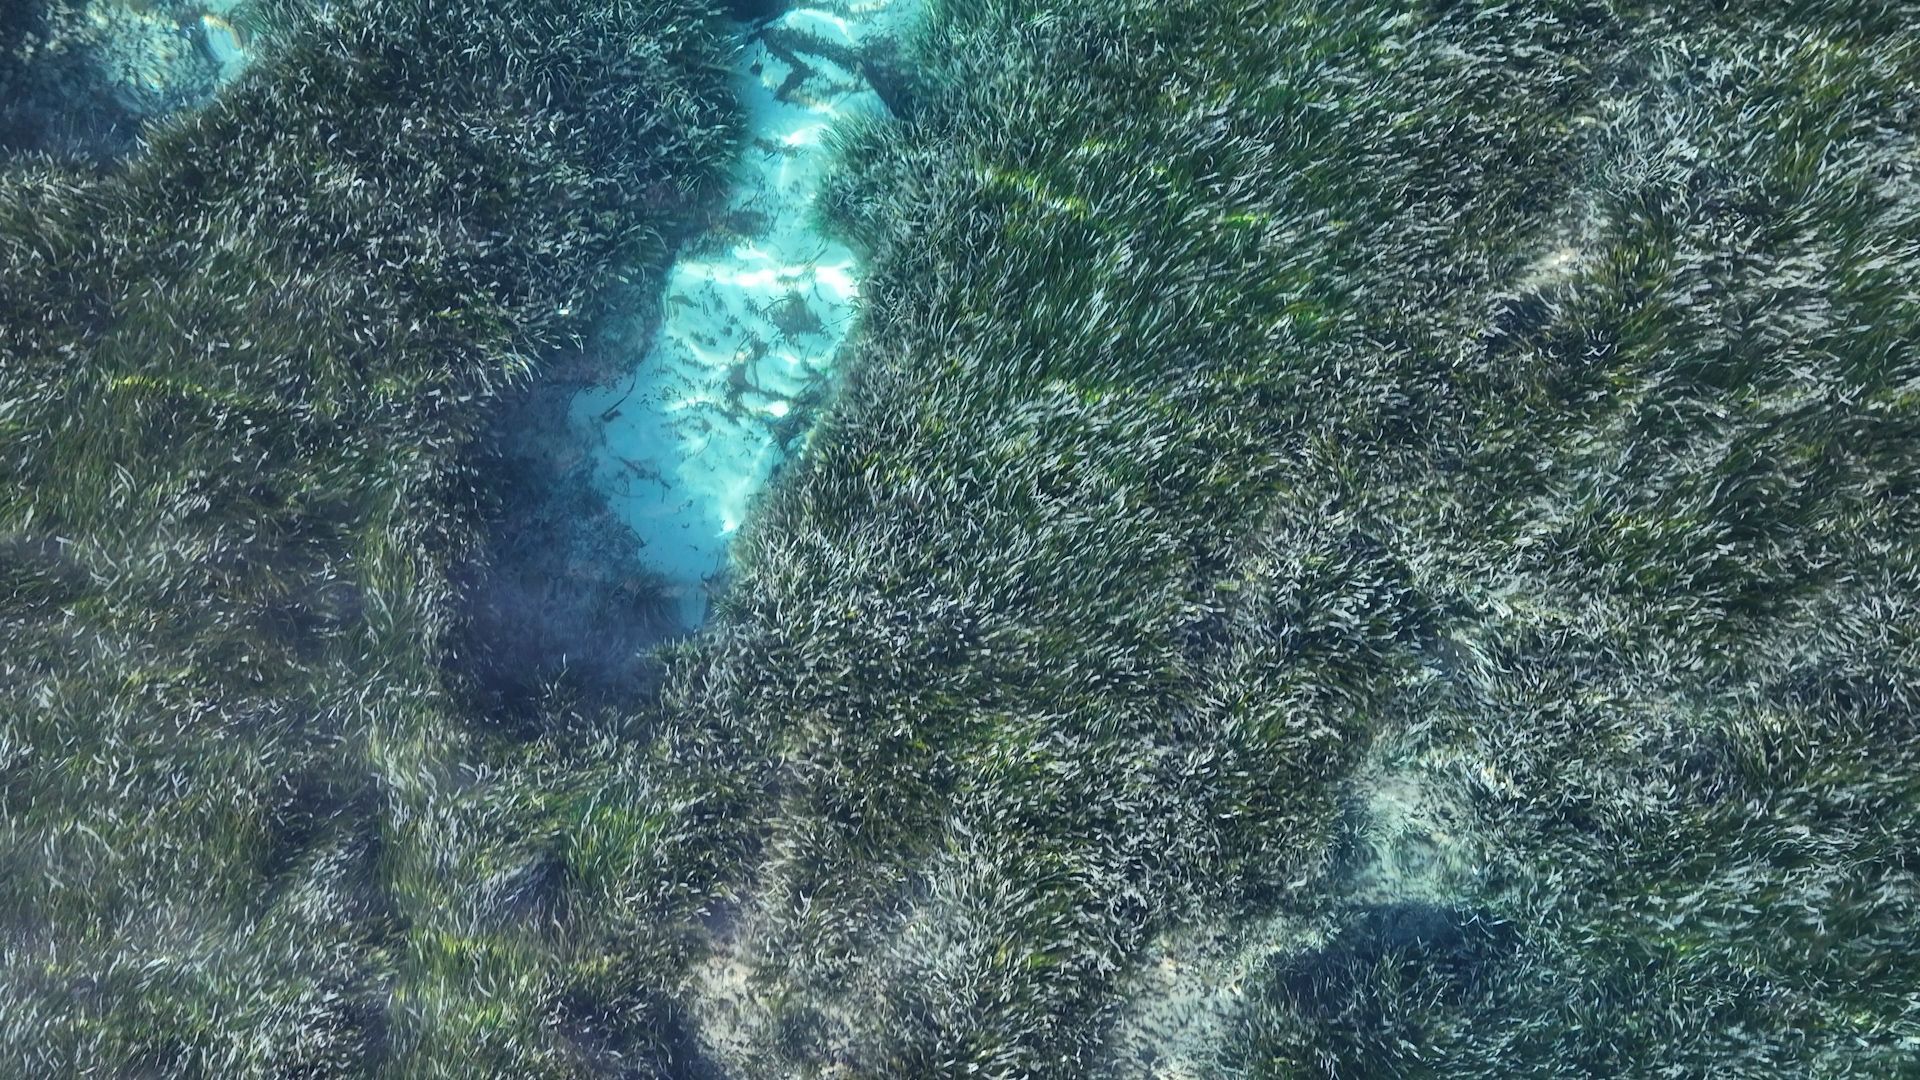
[569,0,917,628]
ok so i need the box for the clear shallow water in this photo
[569,1,919,629]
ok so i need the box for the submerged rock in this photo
[0,0,261,159]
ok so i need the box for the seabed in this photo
[570,1,917,628]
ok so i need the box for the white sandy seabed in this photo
[569,0,922,629]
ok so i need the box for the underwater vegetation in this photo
[0,0,1916,1076]
[0,0,739,1071]
[641,0,1920,1073]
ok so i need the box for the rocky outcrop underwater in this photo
[1,0,268,160]
[1,0,1917,1076]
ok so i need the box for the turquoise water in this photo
[568,2,920,628]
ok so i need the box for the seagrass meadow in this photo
[2,0,1918,1077]
[0,0,742,1071]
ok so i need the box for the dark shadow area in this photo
[1224,902,1527,1078]
[1268,901,1519,1029]
[0,0,267,163]
[446,343,687,735]
[725,0,790,26]
[0,2,145,161]
[554,984,730,1080]
[856,35,925,122]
